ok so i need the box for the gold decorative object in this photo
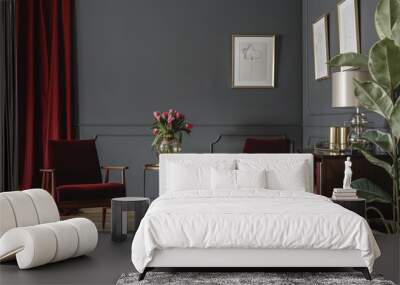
[329,126,339,150]
[339,127,350,151]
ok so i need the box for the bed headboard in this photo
[159,153,314,195]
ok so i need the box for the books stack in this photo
[332,188,358,200]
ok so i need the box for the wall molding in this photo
[75,123,302,128]
[94,134,152,138]
[306,135,327,147]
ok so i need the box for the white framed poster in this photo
[337,0,360,71]
[312,14,330,80]
[232,35,275,88]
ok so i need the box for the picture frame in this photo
[337,0,360,71]
[312,14,330,80]
[232,34,275,88]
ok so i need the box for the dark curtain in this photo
[17,0,74,189]
[0,0,18,192]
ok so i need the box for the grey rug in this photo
[116,272,396,285]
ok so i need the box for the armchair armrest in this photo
[40,168,56,172]
[101,166,129,185]
[39,169,56,197]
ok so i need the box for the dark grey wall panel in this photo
[302,0,384,148]
[74,0,303,197]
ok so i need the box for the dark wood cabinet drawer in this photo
[332,198,366,218]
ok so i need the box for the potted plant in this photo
[151,109,192,155]
[330,0,400,281]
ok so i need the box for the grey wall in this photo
[74,0,303,198]
[302,0,384,148]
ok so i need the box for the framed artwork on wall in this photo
[312,15,330,80]
[232,34,275,88]
[337,0,360,71]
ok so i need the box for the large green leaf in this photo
[375,0,400,39]
[362,129,394,154]
[352,143,394,177]
[393,20,400,46]
[353,80,393,119]
[329,53,368,68]
[390,96,400,138]
[351,178,392,203]
[369,38,400,91]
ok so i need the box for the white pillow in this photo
[167,163,209,191]
[237,159,309,191]
[211,168,236,190]
[167,160,235,191]
[211,169,267,190]
[236,169,267,189]
[266,162,307,191]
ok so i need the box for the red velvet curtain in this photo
[17,0,74,189]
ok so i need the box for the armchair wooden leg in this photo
[102,207,107,230]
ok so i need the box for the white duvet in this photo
[131,190,380,273]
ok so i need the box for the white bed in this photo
[131,154,380,280]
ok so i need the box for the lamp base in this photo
[349,108,368,145]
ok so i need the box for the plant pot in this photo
[373,233,400,284]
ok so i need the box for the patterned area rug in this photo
[116,272,395,285]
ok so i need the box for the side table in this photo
[332,198,366,218]
[111,197,150,242]
[143,163,159,197]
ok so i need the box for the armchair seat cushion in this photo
[56,183,125,203]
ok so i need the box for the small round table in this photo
[111,197,150,242]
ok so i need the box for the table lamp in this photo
[332,70,371,145]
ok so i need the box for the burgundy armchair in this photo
[40,139,127,229]
[242,136,293,153]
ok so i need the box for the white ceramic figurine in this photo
[343,157,353,189]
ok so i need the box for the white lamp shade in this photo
[332,70,370,108]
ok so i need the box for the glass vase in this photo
[157,135,182,155]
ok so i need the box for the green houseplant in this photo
[330,0,400,234]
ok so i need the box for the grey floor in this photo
[1,233,398,285]
[0,233,134,285]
